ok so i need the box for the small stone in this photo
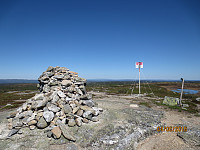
[47,103,60,112]
[8,123,12,130]
[72,107,79,114]
[37,117,48,129]
[57,120,76,141]
[27,113,36,122]
[33,93,44,100]
[91,117,99,122]
[29,125,36,130]
[68,119,76,127]
[83,111,93,120]
[22,117,29,125]
[82,100,95,107]
[66,97,72,102]
[7,118,12,123]
[51,126,61,139]
[43,107,49,112]
[77,88,83,95]
[76,109,83,116]
[46,66,54,72]
[52,94,59,104]
[28,120,37,126]
[57,91,66,98]
[12,118,23,127]
[43,84,51,93]
[61,80,72,86]
[54,75,64,79]
[63,104,72,114]
[47,131,52,138]
[82,118,89,123]
[70,103,76,109]
[17,130,22,134]
[27,105,31,110]
[36,97,49,108]
[75,118,82,127]
[80,105,95,113]
[17,107,23,114]
[22,103,27,111]
[61,118,67,124]
[43,111,54,122]
[24,110,33,117]
[8,129,19,137]
[36,112,43,121]
[92,107,100,116]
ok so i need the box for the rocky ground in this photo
[0,92,199,150]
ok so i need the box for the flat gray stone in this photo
[37,117,48,129]
[8,128,19,137]
[57,120,76,141]
[47,103,60,112]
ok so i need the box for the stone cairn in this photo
[7,66,103,141]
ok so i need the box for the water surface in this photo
[172,89,199,94]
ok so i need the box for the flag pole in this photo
[139,66,140,95]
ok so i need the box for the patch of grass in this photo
[0,83,37,92]
[0,83,37,110]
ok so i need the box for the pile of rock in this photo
[7,66,103,141]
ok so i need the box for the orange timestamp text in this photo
[157,126,187,132]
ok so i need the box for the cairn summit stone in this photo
[7,66,103,141]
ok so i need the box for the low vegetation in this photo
[0,81,199,114]
[86,81,199,114]
[0,84,37,110]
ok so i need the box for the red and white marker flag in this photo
[136,62,143,68]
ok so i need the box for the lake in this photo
[172,89,199,94]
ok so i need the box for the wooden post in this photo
[180,78,184,107]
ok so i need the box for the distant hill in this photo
[0,79,199,84]
[0,79,38,84]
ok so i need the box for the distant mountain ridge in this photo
[0,79,199,84]
[0,79,38,84]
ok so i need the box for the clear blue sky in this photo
[0,0,200,80]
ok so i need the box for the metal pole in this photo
[139,67,140,95]
[180,78,184,107]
